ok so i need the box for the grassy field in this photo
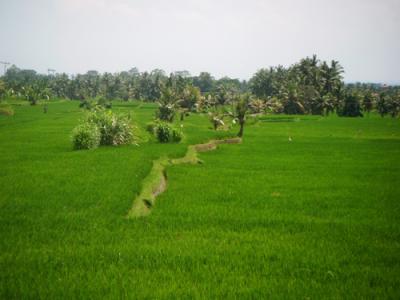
[1,101,399,298]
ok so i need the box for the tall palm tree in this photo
[281,81,305,114]
[156,87,178,122]
[362,90,375,115]
[234,94,250,137]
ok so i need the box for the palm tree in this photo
[22,84,51,105]
[234,94,250,137]
[214,85,232,106]
[362,91,375,115]
[156,87,178,122]
[326,60,344,96]
[377,92,389,117]
[387,94,400,118]
[338,90,363,117]
[280,81,305,114]
[249,98,266,114]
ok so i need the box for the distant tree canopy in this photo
[249,55,345,115]
[1,55,399,117]
[1,65,247,102]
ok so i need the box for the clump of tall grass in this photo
[0,104,14,116]
[72,123,101,150]
[146,121,182,143]
[72,108,134,150]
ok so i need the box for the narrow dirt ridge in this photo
[127,137,242,218]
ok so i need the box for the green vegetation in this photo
[129,137,241,218]
[153,122,182,143]
[0,52,399,299]
[2,56,399,119]
[1,100,399,298]
[146,121,183,143]
[0,103,14,116]
[72,109,134,150]
[71,122,101,150]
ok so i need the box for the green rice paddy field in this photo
[1,101,399,298]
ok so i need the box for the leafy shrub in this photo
[249,99,266,114]
[154,122,182,143]
[265,97,284,114]
[79,99,95,110]
[171,128,183,143]
[80,98,112,110]
[72,109,134,150]
[145,122,156,134]
[87,110,133,146]
[72,123,101,150]
[97,97,112,109]
[208,111,225,130]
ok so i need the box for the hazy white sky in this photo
[0,0,399,83]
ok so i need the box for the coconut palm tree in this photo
[377,92,389,117]
[156,87,178,122]
[362,91,375,115]
[234,93,251,137]
[280,81,305,114]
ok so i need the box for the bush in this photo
[154,122,182,143]
[80,98,112,110]
[97,97,112,109]
[265,97,284,114]
[249,99,266,114]
[208,111,225,130]
[72,123,101,150]
[145,122,157,134]
[79,99,95,110]
[72,109,134,150]
[87,110,133,146]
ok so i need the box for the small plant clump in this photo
[72,123,101,150]
[0,104,14,116]
[72,109,134,150]
[79,99,95,110]
[87,110,133,146]
[208,111,225,130]
[145,121,157,134]
[146,121,182,143]
[79,97,112,110]
[96,97,112,109]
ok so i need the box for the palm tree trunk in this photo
[238,121,244,137]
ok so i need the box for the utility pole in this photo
[47,68,56,76]
[0,61,10,76]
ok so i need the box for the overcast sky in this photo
[0,0,399,83]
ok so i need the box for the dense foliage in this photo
[1,66,243,102]
[1,56,399,118]
[72,123,101,150]
[146,121,182,143]
[72,109,134,150]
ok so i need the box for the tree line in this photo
[0,55,399,118]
